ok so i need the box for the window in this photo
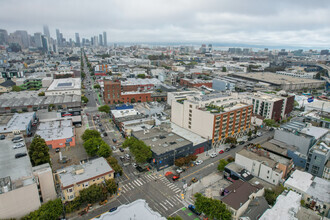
[188,126,191,129]
[189,105,192,108]
[267,170,270,174]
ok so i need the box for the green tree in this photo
[107,156,123,175]
[94,84,101,89]
[12,85,22,92]
[248,130,253,137]
[83,137,103,156]
[28,135,50,166]
[23,198,63,220]
[174,157,186,167]
[264,119,278,127]
[218,159,229,171]
[137,74,146,79]
[97,141,112,158]
[222,67,227,72]
[81,95,89,103]
[48,104,55,111]
[225,137,237,144]
[122,137,152,163]
[81,71,86,79]
[82,129,101,142]
[79,184,106,204]
[98,105,110,113]
[294,100,299,108]
[194,193,231,220]
[38,91,45,96]
[264,185,285,205]
[105,179,117,195]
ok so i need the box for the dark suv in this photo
[15,153,27,158]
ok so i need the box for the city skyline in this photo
[1,0,330,48]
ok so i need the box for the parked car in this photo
[112,138,117,143]
[257,132,262,137]
[103,132,108,137]
[109,207,117,212]
[172,175,180,181]
[13,143,25,149]
[124,154,131,160]
[219,150,224,154]
[0,135,5,140]
[111,146,116,151]
[191,177,198,183]
[230,145,236,149]
[269,127,274,131]
[188,205,201,216]
[248,137,253,141]
[12,138,23,143]
[176,168,185,174]
[15,153,27,159]
[119,156,125,161]
[195,160,203,165]
[12,136,23,142]
[210,153,217,158]
[55,148,60,153]
[239,141,245,145]
[132,163,137,168]
[119,147,124,152]
[225,148,230,152]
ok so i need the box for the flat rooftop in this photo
[284,170,313,192]
[300,126,328,140]
[47,78,81,91]
[57,157,113,189]
[0,112,35,134]
[36,119,74,141]
[306,177,330,204]
[170,122,207,146]
[0,135,33,183]
[96,199,165,220]
[111,109,139,119]
[232,72,324,85]
[133,128,192,155]
[237,149,277,169]
[121,78,162,86]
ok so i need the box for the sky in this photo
[1,0,330,48]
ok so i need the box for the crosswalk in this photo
[119,174,184,211]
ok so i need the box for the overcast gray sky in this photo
[1,0,330,48]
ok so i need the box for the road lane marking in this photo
[159,203,168,211]
[128,182,134,189]
[165,199,174,207]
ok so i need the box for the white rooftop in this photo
[171,122,207,145]
[36,119,74,141]
[0,112,35,134]
[121,78,162,86]
[111,109,139,119]
[57,157,113,188]
[284,170,313,193]
[47,78,81,91]
[96,199,166,220]
[260,191,301,220]
[306,177,330,204]
[300,126,328,140]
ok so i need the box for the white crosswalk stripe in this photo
[128,182,134,189]
[139,178,146,184]
[136,179,143,185]
[158,202,168,211]
[173,196,182,203]
[165,199,174,207]
[145,175,153,181]
[174,188,181,193]
[133,180,141,186]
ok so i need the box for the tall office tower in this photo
[82,38,86,46]
[13,30,30,48]
[34,32,43,48]
[103,31,107,47]
[75,33,80,47]
[91,37,94,46]
[0,29,8,45]
[93,36,98,46]
[43,25,51,39]
[56,29,62,47]
[99,34,103,46]
[41,35,49,52]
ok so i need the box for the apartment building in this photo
[171,92,253,147]
[56,157,114,202]
[306,142,330,178]
[242,92,294,121]
[179,78,212,88]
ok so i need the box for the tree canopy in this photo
[137,74,146,79]
[23,198,63,220]
[107,156,123,175]
[82,129,101,142]
[105,178,118,195]
[79,184,107,204]
[194,193,231,220]
[122,137,152,163]
[12,85,22,92]
[83,137,112,157]
[94,84,101,89]
[28,135,50,166]
[38,91,45,96]
[218,159,229,171]
[98,105,110,113]
[81,95,89,103]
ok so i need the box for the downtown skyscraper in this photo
[103,31,107,46]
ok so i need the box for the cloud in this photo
[0,0,329,47]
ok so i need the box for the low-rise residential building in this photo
[260,190,301,220]
[221,180,264,219]
[46,78,81,96]
[36,119,75,149]
[235,144,293,185]
[56,157,114,202]
[171,92,253,147]
[284,170,330,217]
[212,78,235,91]
[323,161,330,180]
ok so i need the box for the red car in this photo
[219,150,224,154]
[172,175,180,181]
